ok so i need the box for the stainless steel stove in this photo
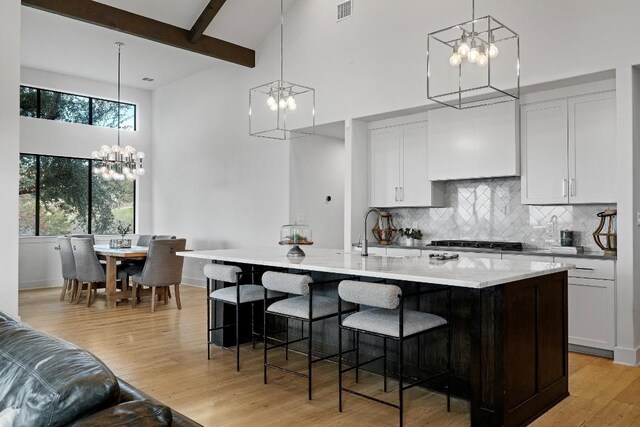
[427,240,524,251]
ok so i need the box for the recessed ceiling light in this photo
[141,77,155,82]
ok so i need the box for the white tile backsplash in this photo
[388,177,614,250]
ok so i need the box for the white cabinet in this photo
[521,100,569,204]
[369,122,444,208]
[554,257,616,352]
[427,101,519,181]
[568,92,617,204]
[501,254,554,263]
[521,91,617,205]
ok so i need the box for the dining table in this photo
[94,245,148,308]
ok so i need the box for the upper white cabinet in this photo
[521,100,570,204]
[521,90,617,205]
[427,101,519,181]
[369,121,444,208]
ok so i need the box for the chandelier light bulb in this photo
[112,145,120,153]
[100,166,108,173]
[286,94,296,109]
[457,35,470,57]
[267,95,276,107]
[279,97,287,109]
[102,173,111,181]
[91,151,100,159]
[101,145,111,153]
[450,50,462,66]
[488,43,499,59]
[269,102,278,111]
[137,152,145,159]
[467,42,479,63]
[93,167,101,174]
[477,53,488,66]
[123,167,130,174]
[137,168,146,176]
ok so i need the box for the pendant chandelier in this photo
[92,42,145,181]
[427,0,519,109]
[249,0,315,140]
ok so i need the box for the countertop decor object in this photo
[399,227,423,246]
[560,230,574,247]
[249,0,315,140]
[372,211,397,245]
[91,43,145,181]
[279,223,313,258]
[593,209,617,256]
[427,0,519,109]
[110,222,132,248]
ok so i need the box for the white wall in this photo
[289,135,344,249]
[19,67,153,289]
[276,0,640,125]
[151,64,290,287]
[0,0,21,319]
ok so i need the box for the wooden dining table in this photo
[94,245,148,308]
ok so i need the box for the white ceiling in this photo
[21,0,296,90]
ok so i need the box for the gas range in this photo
[427,240,524,251]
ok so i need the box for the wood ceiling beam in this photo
[22,0,255,68]
[189,0,227,44]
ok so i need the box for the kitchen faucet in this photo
[362,207,381,257]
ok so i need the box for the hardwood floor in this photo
[19,286,640,426]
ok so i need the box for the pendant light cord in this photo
[116,42,122,148]
[280,0,284,83]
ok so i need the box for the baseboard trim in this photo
[182,277,206,288]
[19,281,61,290]
[614,345,640,366]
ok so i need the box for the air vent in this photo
[141,77,155,82]
[337,0,352,22]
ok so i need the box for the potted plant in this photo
[399,228,423,246]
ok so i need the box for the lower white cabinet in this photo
[387,248,422,257]
[567,277,615,351]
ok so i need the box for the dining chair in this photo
[56,237,77,302]
[136,235,153,247]
[130,239,186,313]
[71,237,107,307]
[68,234,95,244]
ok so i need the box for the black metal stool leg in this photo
[355,331,360,383]
[399,337,404,427]
[264,296,268,384]
[308,319,313,400]
[207,278,211,360]
[383,337,388,392]
[285,318,289,361]
[338,324,343,412]
[235,302,240,372]
[251,302,256,349]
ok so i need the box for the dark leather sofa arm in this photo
[117,379,203,427]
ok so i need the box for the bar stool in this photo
[262,271,356,400]
[337,280,451,426]
[204,264,282,371]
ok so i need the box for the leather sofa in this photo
[0,312,201,426]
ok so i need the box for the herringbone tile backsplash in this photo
[388,177,615,250]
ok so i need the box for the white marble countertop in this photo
[178,247,573,289]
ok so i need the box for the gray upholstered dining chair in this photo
[71,237,107,307]
[153,235,176,241]
[57,237,77,302]
[130,238,186,313]
[68,234,95,244]
[136,235,153,247]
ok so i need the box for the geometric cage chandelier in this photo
[92,42,145,181]
[249,0,315,140]
[427,0,519,110]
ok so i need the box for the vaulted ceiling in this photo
[21,0,297,89]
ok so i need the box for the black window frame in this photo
[20,85,137,131]
[20,152,137,237]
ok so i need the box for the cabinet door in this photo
[387,248,422,257]
[370,127,400,207]
[568,277,615,350]
[568,91,617,204]
[399,123,430,206]
[521,100,570,204]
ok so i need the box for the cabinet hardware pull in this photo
[574,267,595,271]
[562,179,568,197]
[569,178,575,197]
[394,187,399,202]
[400,187,404,202]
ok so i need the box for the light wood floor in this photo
[18,286,640,427]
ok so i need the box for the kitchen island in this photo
[180,248,572,427]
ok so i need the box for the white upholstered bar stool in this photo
[262,271,355,400]
[204,264,281,371]
[338,280,451,426]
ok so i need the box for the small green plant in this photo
[399,228,423,240]
[116,221,132,239]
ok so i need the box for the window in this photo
[19,154,136,236]
[19,85,137,130]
